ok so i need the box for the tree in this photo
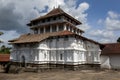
[117,37,120,43]
[0,45,10,54]
[0,32,3,43]
[0,32,3,35]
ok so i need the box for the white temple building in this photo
[9,7,102,70]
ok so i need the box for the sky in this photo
[0,0,120,46]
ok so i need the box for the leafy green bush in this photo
[0,45,11,54]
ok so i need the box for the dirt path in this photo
[0,70,120,80]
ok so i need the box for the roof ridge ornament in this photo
[53,6,55,9]
[53,5,60,9]
[58,5,60,8]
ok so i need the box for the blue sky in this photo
[0,0,120,46]
[77,0,120,42]
[77,0,120,27]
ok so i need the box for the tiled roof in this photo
[31,7,81,24]
[101,43,120,55]
[0,54,10,62]
[45,7,64,16]
[9,30,74,44]
[9,30,101,45]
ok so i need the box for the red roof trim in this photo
[101,43,120,55]
[0,54,10,62]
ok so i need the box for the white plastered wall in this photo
[100,55,111,69]
[11,36,101,65]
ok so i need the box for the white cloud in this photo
[74,2,90,31]
[108,11,120,19]
[88,29,116,43]
[89,30,114,38]
[0,30,20,46]
[0,0,91,45]
[105,11,120,30]
[97,19,103,24]
[77,2,90,31]
[99,39,112,43]
[88,11,120,43]
[65,0,76,7]
[0,0,90,32]
[78,23,90,31]
[0,0,66,32]
[61,2,90,31]
[97,11,120,29]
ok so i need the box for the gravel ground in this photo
[0,69,120,80]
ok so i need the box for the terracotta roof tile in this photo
[9,30,101,45]
[31,8,81,24]
[31,8,64,21]
[101,43,120,55]
[0,54,10,62]
[46,8,64,16]
[9,30,74,44]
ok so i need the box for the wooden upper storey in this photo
[27,7,82,28]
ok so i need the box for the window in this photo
[58,16,61,19]
[21,56,25,67]
[53,17,56,20]
[34,29,38,34]
[26,44,29,47]
[47,18,50,22]
[49,39,52,42]
[60,53,63,60]
[40,28,43,33]
[59,25,63,31]
[44,53,47,59]
[42,19,45,23]
[56,37,59,41]
[46,26,50,33]
[64,36,68,41]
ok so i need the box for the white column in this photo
[64,24,67,30]
[68,26,70,31]
[56,25,59,32]
[75,29,77,34]
[50,25,52,32]
[38,28,40,34]
[44,27,46,33]
[79,31,81,35]
[72,28,74,32]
